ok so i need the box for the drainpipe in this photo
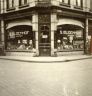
[51,12,57,56]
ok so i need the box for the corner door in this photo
[38,14,51,56]
[39,24,51,56]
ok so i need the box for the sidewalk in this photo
[0,55,92,63]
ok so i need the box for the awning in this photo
[6,19,32,29]
[57,18,84,28]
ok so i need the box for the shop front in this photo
[4,17,85,56]
[38,14,51,56]
[55,18,84,55]
[5,19,36,56]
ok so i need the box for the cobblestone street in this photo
[0,58,92,96]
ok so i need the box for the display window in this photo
[55,27,84,51]
[6,25,35,51]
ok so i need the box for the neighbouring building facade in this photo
[0,0,92,56]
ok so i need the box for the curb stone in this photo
[0,56,92,63]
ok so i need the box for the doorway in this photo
[39,24,51,56]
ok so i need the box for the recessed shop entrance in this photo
[38,14,51,56]
[39,25,51,56]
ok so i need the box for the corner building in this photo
[0,0,92,56]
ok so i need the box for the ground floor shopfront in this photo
[1,12,92,56]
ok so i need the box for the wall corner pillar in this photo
[51,12,57,56]
[84,18,89,54]
[1,20,5,46]
[32,13,39,56]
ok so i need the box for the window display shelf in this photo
[57,49,84,52]
[6,49,35,52]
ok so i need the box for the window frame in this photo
[74,0,83,9]
[6,0,15,10]
[6,26,35,51]
[59,0,70,6]
[19,0,29,7]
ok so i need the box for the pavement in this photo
[0,55,92,63]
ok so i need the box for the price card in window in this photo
[29,40,32,44]
[42,35,48,38]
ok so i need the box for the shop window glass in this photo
[60,0,70,5]
[6,26,35,51]
[19,0,28,6]
[55,27,84,51]
[7,0,14,9]
[74,0,83,8]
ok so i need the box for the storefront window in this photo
[6,26,35,51]
[55,27,84,51]
[38,0,49,1]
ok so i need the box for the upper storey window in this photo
[60,0,70,5]
[37,0,50,4]
[90,0,92,11]
[74,0,83,8]
[19,0,28,7]
[7,0,14,9]
[38,0,49,1]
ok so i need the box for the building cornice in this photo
[1,4,92,20]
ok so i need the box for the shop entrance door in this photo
[39,25,51,56]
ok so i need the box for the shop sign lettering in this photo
[60,30,82,37]
[73,40,84,44]
[16,31,29,35]
[60,31,76,35]
[8,31,29,38]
